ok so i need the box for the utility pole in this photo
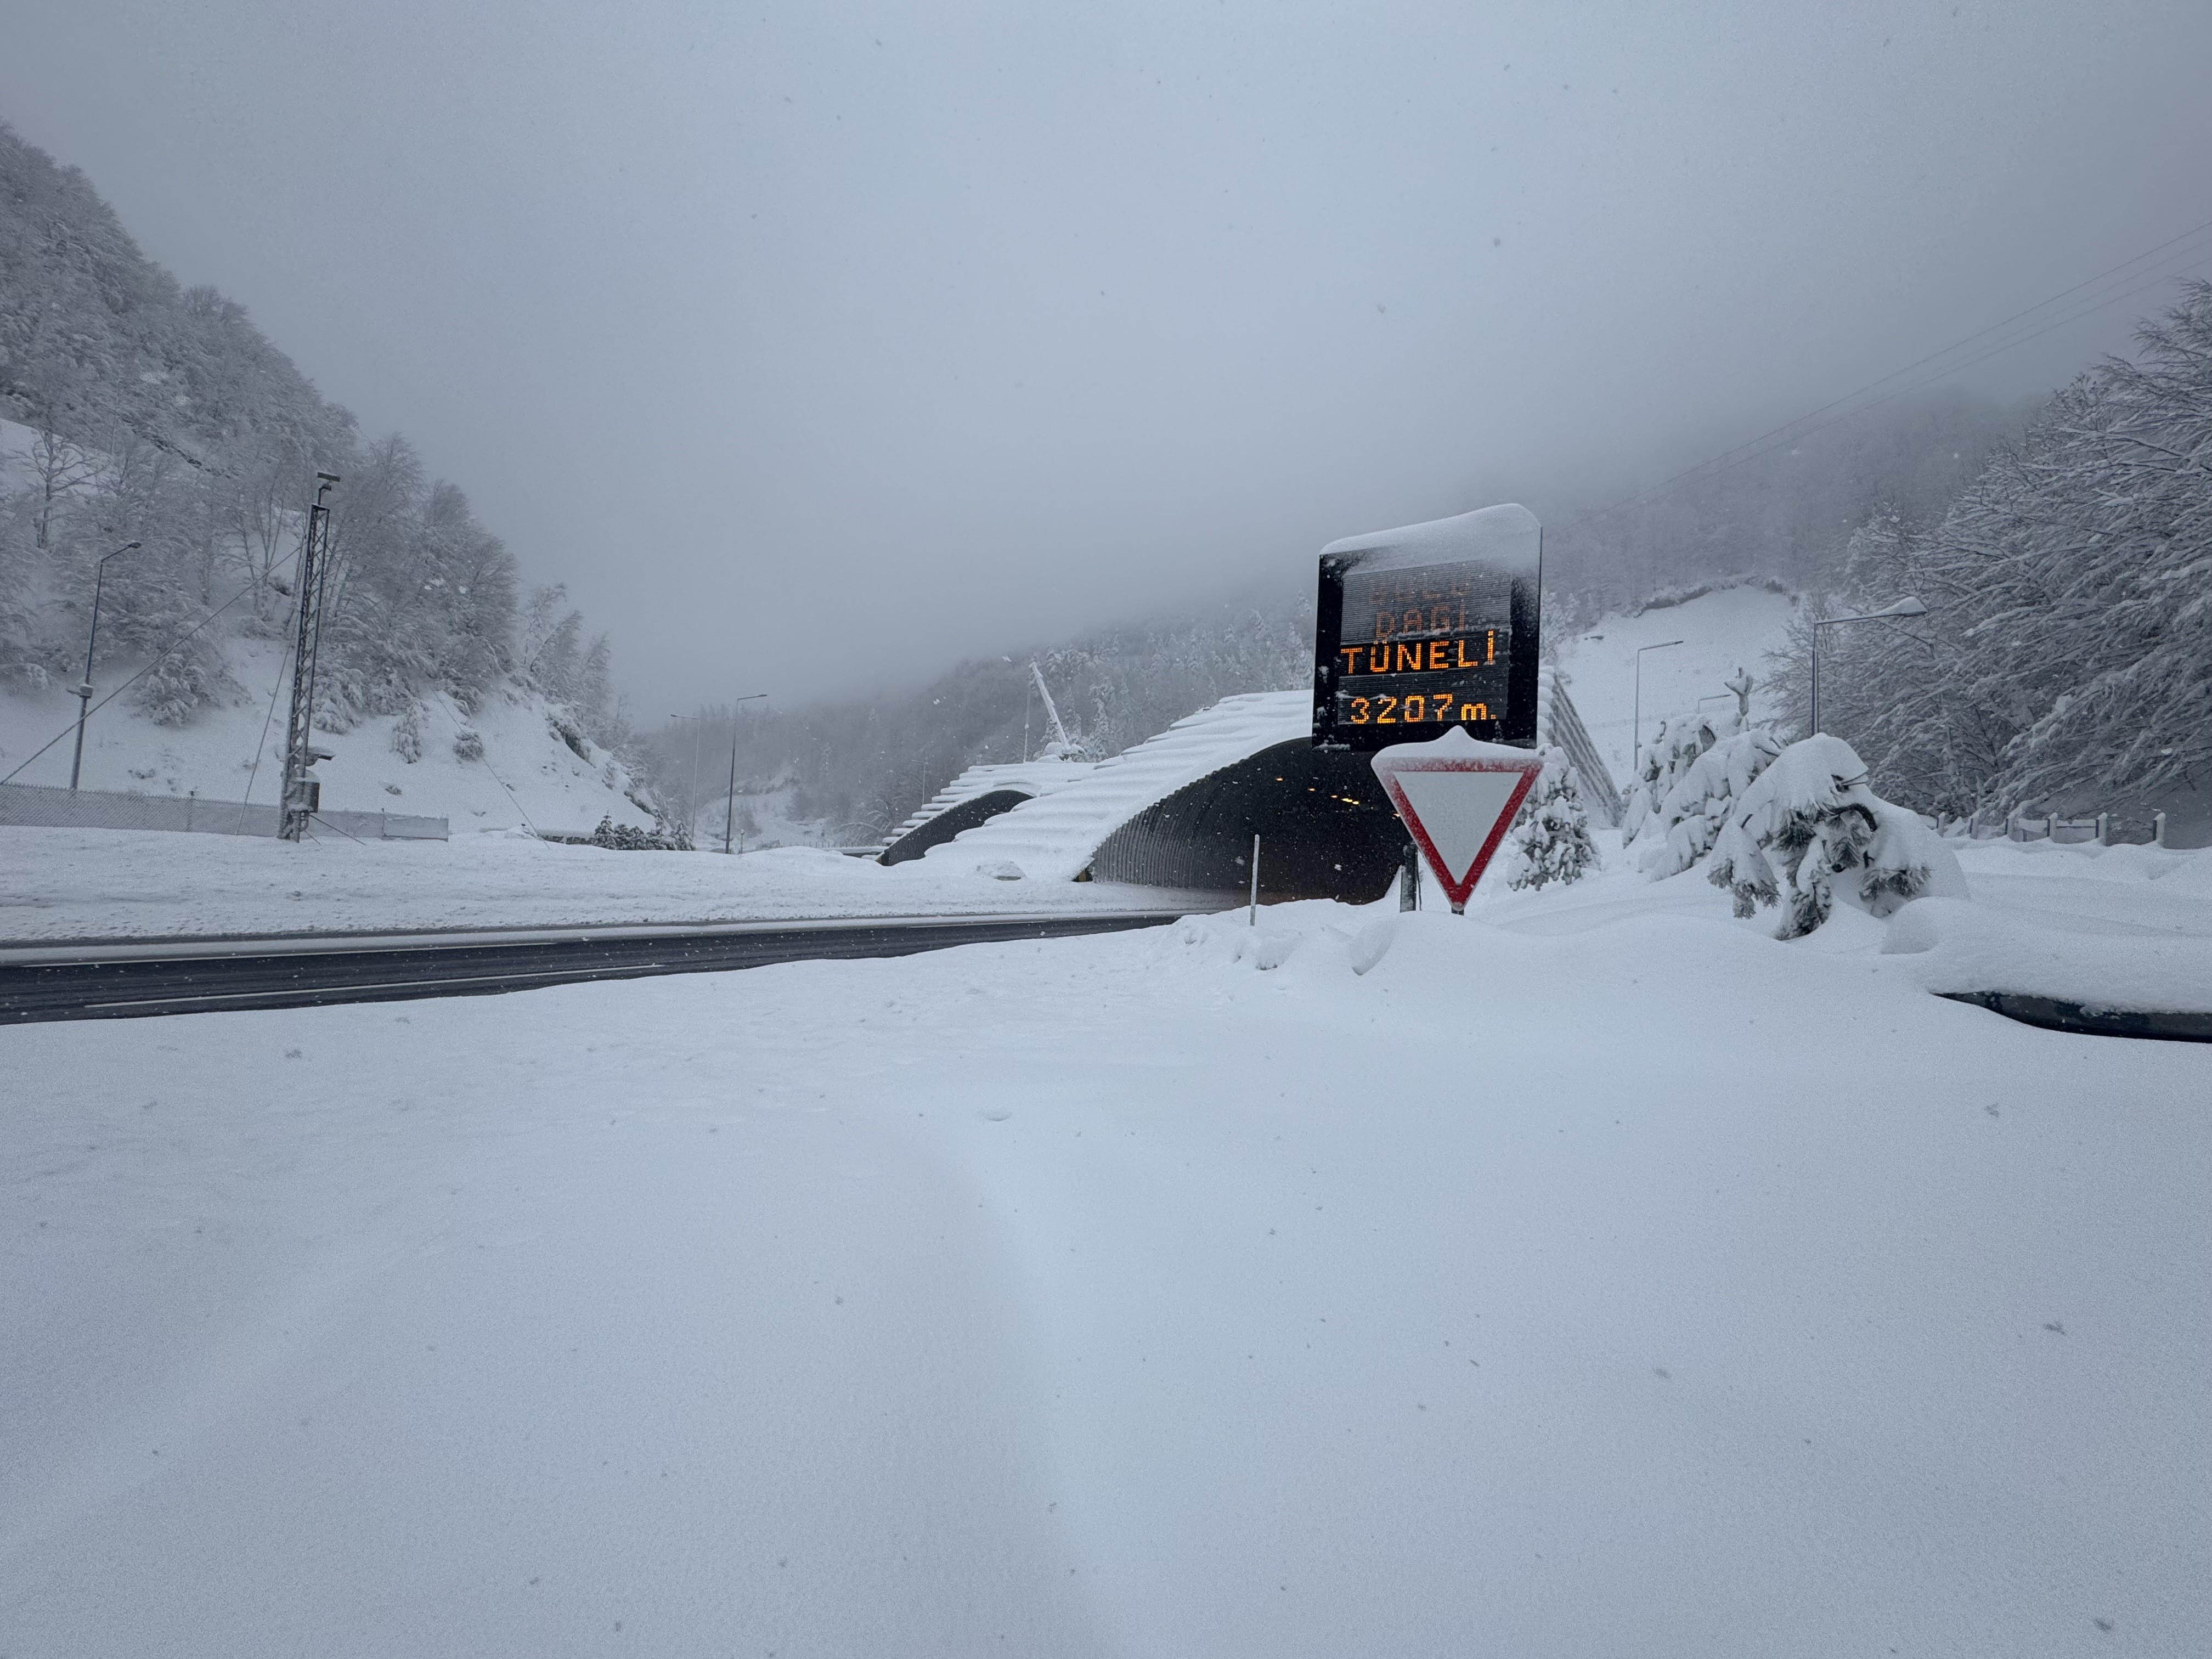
[1029,660,1073,756]
[279,473,342,841]
[68,540,140,790]
[1633,639,1685,767]
[722,693,768,854]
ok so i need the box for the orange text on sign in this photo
[1345,696,1491,726]
[1338,631,1496,675]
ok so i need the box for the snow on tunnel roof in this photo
[878,757,1100,850]
[1319,503,1540,575]
[920,691,1313,882]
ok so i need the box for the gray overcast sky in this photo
[4,1,2209,710]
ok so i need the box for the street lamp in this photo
[69,540,142,791]
[722,693,768,854]
[1809,596,1927,736]
[1695,691,1739,733]
[1633,640,1685,764]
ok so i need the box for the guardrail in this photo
[0,782,447,842]
[1956,809,2186,848]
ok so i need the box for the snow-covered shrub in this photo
[1506,746,1600,890]
[546,707,592,762]
[1637,726,1785,878]
[1707,735,1965,938]
[579,814,688,851]
[1621,716,1710,844]
[391,701,425,763]
[1623,669,1783,879]
[129,633,230,726]
[450,727,484,763]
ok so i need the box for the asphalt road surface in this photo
[0,911,1192,1025]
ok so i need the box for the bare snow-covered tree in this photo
[1771,281,2212,817]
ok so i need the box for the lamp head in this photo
[1883,596,1927,618]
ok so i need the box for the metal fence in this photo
[1950,809,2185,848]
[0,782,447,841]
[1539,672,1626,828]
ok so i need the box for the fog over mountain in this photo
[4,2,2208,713]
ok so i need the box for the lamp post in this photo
[69,540,142,791]
[1694,691,1738,737]
[722,693,768,854]
[1633,640,1685,766]
[1809,596,1927,736]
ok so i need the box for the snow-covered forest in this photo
[1767,283,2212,817]
[0,123,624,763]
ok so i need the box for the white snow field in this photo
[1549,584,1799,782]
[0,827,1220,943]
[5,850,2207,1657]
[0,635,652,834]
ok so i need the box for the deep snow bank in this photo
[4,862,2206,1657]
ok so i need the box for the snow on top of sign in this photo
[1319,502,1541,575]
[1391,770,1525,883]
[923,691,1312,881]
[878,758,1100,850]
[1369,726,1543,901]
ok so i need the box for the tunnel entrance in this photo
[1085,740,1412,902]
[879,789,1035,866]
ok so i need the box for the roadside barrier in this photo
[0,781,447,841]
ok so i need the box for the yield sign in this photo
[1370,726,1544,913]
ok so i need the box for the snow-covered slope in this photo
[1550,584,1798,782]
[0,635,651,834]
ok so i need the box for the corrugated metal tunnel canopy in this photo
[880,789,1034,865]
[1087,739,1412,903]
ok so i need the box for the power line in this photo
[1,546,303,788]
[1561,218,2212,535]
[1587,252,2212,528]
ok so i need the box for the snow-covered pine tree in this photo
[1621,716,1706,844]
[1506,745,1600,890]
[1706,735,1965,938]
[1633,672,1784,879]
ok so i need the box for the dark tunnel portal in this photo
[1086,740,1412,902]
[879,789,1034,866]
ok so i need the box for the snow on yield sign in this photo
[1370,725,1543,913]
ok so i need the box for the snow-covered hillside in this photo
[0,633,651,834]
[1549,583,1798,783]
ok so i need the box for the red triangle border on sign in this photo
[1372,752,1543,913]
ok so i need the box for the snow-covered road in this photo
[6,859,2207,1656]
[0,826,1223,944]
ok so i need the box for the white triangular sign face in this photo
[1370,726,1544,912]
[1392,769,1524,882]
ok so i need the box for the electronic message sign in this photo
[1312,504,1541,753]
